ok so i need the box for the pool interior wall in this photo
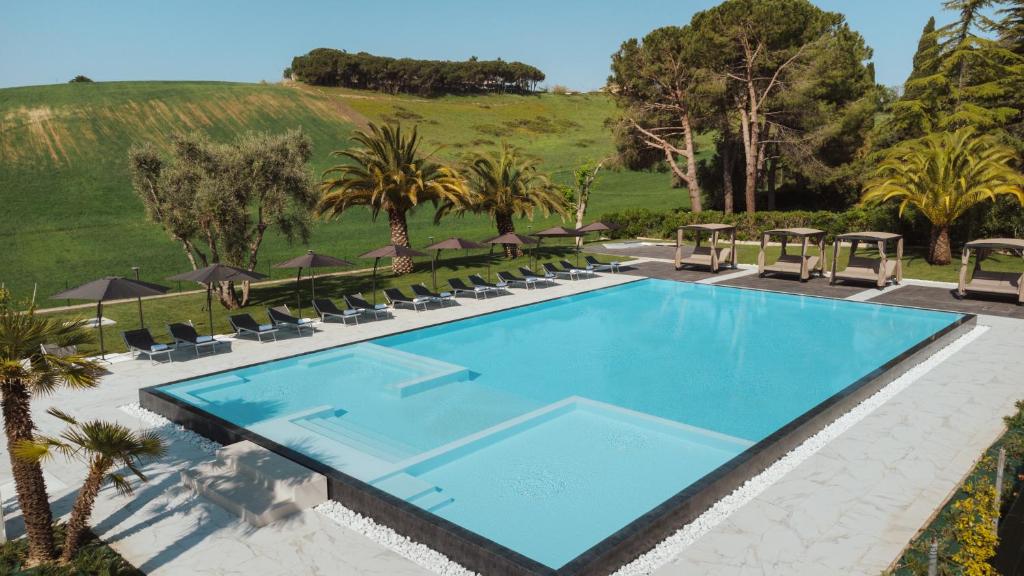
[142,279,974,575]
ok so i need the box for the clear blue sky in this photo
[1,0,947,91]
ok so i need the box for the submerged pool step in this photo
[409,488,454,512]
[297,416,419,463]
[371,472,435,500]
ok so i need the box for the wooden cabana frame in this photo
[958,238,1024,304]
[829,231,903,289]
[675,223,737,273]
[757,228,826,282]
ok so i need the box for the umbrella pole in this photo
[372,258,380,305]
[207,286,215,338]
[295,268,302,316]
[488,246,494,281]
[432,250,438,291]
[97,301,105,360]
[312,270,316,302]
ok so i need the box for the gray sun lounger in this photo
[469,274,510,294]
[268,305,315,336]
[497,271,539,289]
[122,329,174,364]
[585,255,620,273]
[411,284,455,306]
[229,314,279,343]
[448,278,491,299]
[344,294,392,320]
[519,267,556,286]
[544,262,579,280]
[168,321,223,357]
[312,298,360,325]
[384,288,431,311]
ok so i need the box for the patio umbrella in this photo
[534,226,586,266]
[167,264,267,337]
[576,221,620,264]
[484,233,539,280]
[359,244,427,304]
[273,250,353,315]
[424,238,487,290]
[53,277,169,359]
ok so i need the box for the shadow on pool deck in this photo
[867,284,1024,319]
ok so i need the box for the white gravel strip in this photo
[120,325,985,576]
[610,324,988,576]
[120,402,222,453]
[315,500,478,576]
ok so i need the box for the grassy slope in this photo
[0,81,692,305]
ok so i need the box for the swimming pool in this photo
[149,279,967,573]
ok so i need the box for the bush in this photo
[0,525,142,575]
[599,207,900,243]
[68,75,93,83]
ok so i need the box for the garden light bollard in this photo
[927,538,938,576]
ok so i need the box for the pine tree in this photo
[889,17,943,138]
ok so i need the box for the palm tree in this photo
[318,123,470,275]
[14,408,165,564]
[438,143,567,257]
[862,127,1024,264]
[0,294,102,566]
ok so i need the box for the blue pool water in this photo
[161,279,961,568]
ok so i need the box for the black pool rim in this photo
[139,279,977,576]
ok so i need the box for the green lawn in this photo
[0,81,692,306]
[41,249,617,355]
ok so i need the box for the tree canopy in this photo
[290,49,545,96]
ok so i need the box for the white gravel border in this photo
[119,324,985,576]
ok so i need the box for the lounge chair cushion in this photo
[259,323,274,331]
[196,335,214,344]
[150,343,170,352]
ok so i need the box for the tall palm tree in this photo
[14,408,165,564]
[862,127,1024,264]
[0,295,102,566]
[318,123,470,275]
[438,143,567,257]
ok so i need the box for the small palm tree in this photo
[862,127,1024,264]
[318,123,470,275]
[14,408,165,564]
[0,293,102,566]
[438,144,567,257]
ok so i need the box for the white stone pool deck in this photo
[0,265,1022,575]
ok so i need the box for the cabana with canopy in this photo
[829,232,903,289]
[958,238,1024,304]
[757,228,826,281]
[674,223,737,273]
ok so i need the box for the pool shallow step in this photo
[298,415,419,463]
[372,473,436,501]
[409,489,454,512]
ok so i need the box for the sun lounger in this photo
[469,274,510,294]
[519,267,556,286]
[40,343,78,358]
[411,284,455,305]
[560,260,595,278]
[268,305,315,335]
[544,262,579,280]
[585,255,620,273]
[168,321,223,358]
[229,314,279,342]
[497,271,538,289]
[312,298,360,325]
[384,288,431,311]
[122,329,174,364]
[344,293,392,320]
[448,278,491,299]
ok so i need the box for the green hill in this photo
[0,81,690,304]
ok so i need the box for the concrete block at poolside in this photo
[181,440,327,527]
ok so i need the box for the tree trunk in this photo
[60,461,107,564]
[766,155,778,211]
[721,141,735,214]
[740,105,759,213]
[495,212,520,257]
[216,281,242,309]
[574,199,587,250]
[928,225,952,265]
[388,208,415,275]
[1,380,56,565]
[680,113,702,213]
